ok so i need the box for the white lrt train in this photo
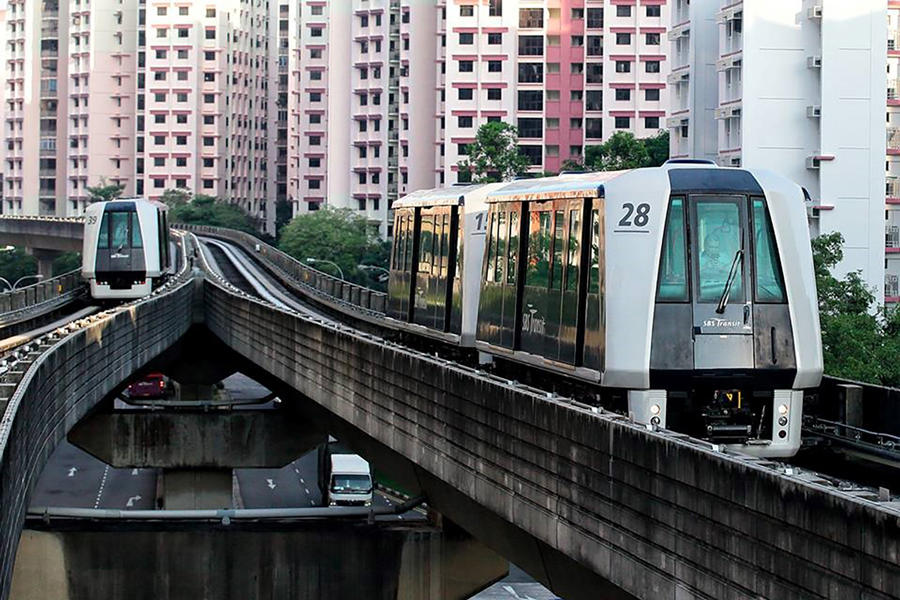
[82,198,171,300]
[388,162,823,457]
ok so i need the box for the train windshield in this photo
[752,199,786,302]
[694,198,744,304]
[99,210,143,251]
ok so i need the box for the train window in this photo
[404,214,414,271]
[695,199,744,303]
[110,212,130,250]
[495,211,506,283]
[419,214,433,273]
[566,209,580,291]
[392,215,402,268]
[440,214,450,276]
[485,212,497,281]
[752,199,787,302]
[431,214,441,276]
[98,213,110,248]
[131,213,143,248]
[455,214,463,280]
[526,210,552,288]
[550,210,564,290]
[589,209,600,294]
[657,197,688,302]
[507,211,519,285]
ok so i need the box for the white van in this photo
[327,454,373,507]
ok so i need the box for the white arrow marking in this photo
[126,495,142,508]
[299,478,305,484]
[131,469,139,476]
[266,478,276,490]
[67,467,77,477]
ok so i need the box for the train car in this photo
[82,198,171,300]
[387,183,504,345]
[473,162,822,457]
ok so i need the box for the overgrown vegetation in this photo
[164,190,259,236]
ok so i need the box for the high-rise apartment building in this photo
[671,0,887,304]
[886,0,900,302]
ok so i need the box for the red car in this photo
[127,373,168,399]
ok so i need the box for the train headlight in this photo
[777,404,789,416]
[778,416,788,427]
[650,404,661,416]
[650,416,661,426]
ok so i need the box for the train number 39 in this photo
[86,216,98,225]
[618,203,650,227]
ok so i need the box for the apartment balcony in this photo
[891,31,900,55]
[887,225,900,251]
[889,128,900,154]
[888,177,900,201]
[889,80,900,105]
[887,274,899,301]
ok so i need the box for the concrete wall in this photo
[204,279,900,600]
[0,278,194,597]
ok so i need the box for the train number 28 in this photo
[618,203,650,227]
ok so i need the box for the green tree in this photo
[0,247,37,288]
[169,193,258,235]
[643,130,670,167]
[275,199,293,237]
[160,188,192,208]
[279,207,387,286]
[586,131,650,171]
[86,178,125,203]
[52,252,82,276]
[459,121,530,183]
[560,157,587,172]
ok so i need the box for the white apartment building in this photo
[671,0,887,304]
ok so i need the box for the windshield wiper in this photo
[716,249,743,314]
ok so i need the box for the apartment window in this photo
[204,72,216,82]
[177,49,188,59]
[157,6,167,15]
[311,27,322,37]
[157,28,167,38]
[570,90,583,101]
[488,33,502,45]
[458,88,473,100]
[360,15,369,27]
[154,178,165,189]
[571,62,584,74]
[645,61,661,73]
[309,179,321,190]
[616,6,631,17]
[203,158,214,167]
[153,156,166,167]
[646,33,661,45]
[460,5,474,17]
[154,93,166,102]
[205,29,216,40]
[358,172,367,184]
[586,63,603,84]
[518,36,543,56]
[571,8,584,19]
[487,88,502,100]
[488,61,502,72]
[153,135,165,144]
[546,145,559,158]
[206,8,216,17]
[155,49,167,59]
[517,118,542,138]
[201,179,213,190]
[519,146,542,166]
[570,117,582,128]
[459,116,473,128]
[310,135,321,145]
[310,92,322,102]
[177,93,188,102]
[176,114,187,124]
[587,8,604,28]
[546,90,560,101]
[645,116,660,129]
[154,71,166,81]
[489,0,502,16]
[616,33,631,45]
[615,88,631,101]
[616,61,631,73]
[174,71,186,81]
[586,119,603,139]
[518,63,543,83]
[179,6,188,15]
[176,135,187,145]
[518,90,543,111]
[177,157,187,167]
[645,88,660,101]
[154,114,166,124]
[311,48,322,59]
[204,51,215,61]
[203,115,215,125]
[646,5,661,17]
[458,144,469,156]
[203,93,214,103]
[373,93,381,105]
[587,36,603,56]
[178,28,189,39]
[615,116,630,129]
[547,63,560,74]
[310,71,322,81]
[359,147,368,159]
[459,61,474,72]
[309,157,321,168]
[310,114,321,124]
[519,8,543,28]
[371,173,380,184]
[571,35,584,47]
[459,33,474,45]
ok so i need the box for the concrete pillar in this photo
[160,469,233,510]
[837,383,864,428]
[24,248,62,279]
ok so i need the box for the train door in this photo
[388,209,415,321]
[448,207,463,335]
[582,203,605,371]
[520,199,581,364]
[479,203,522,348]
[689,195,754,369]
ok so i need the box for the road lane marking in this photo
[67,467,77,477]
[126,495,142,508]
[93,465,110,509]
[266,478,276,490]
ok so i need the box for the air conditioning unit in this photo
[806,105,822,118]
[807,5,823,19]
[807,55,823,68]
[806,156,821,169]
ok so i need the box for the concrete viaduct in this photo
[0,220,898,600]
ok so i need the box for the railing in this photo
[889,178,900,198]
[177,224,386,315]
[889,128,900,150]
[886,275,899,298]
[887,225,900,249]
[0,270,84,324]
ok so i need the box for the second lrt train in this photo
[82,198,172,300]
[387,162,823,458]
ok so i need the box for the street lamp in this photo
[357,264,390,283]
[305,258,345,281]
[13,274,43,289]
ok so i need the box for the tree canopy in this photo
[459,121,530,183]
[582,130,670,171]
[0,247,37,288]
[812,232,900,385]
[52,252,82,276]
[279,207,388,287]
[86,178,125,203]
[167,191,259,235]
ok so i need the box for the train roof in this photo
[393,183,497,208]
[486,170,633,203]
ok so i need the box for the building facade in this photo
[671,0,887,305]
